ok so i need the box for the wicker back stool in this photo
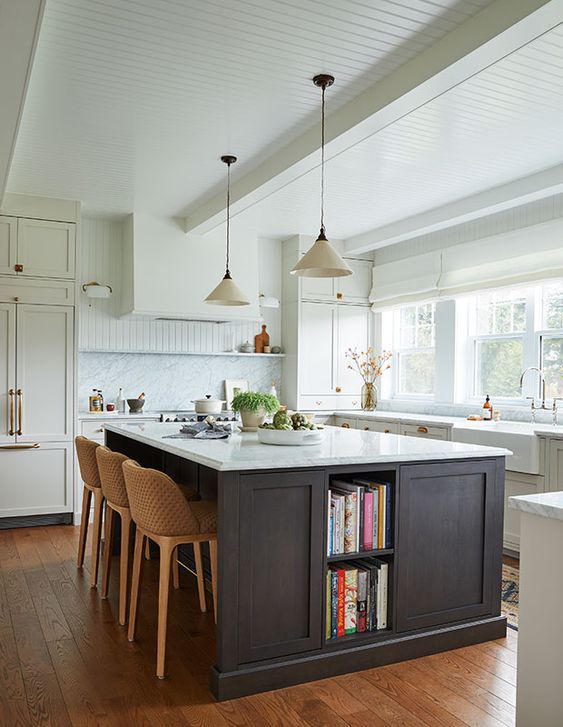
[122,460,217,678]
[75,436,104,587]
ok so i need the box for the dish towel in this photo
[163,421,231,440]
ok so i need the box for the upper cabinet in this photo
[0,216,76,279]
[301,258,372,304]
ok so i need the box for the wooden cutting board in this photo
[254,325,270,353]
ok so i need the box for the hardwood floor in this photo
[0,525,517,726]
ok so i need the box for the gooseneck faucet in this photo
[519,367,547,422]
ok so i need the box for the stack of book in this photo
[326,558,389,639]
[328,479,393,556]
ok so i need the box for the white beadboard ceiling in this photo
[7,0,493,220]
[239,22,563,241]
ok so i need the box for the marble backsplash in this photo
[377,398,555,424]
[78,352,282,411]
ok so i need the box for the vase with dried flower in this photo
[345,348,392,411]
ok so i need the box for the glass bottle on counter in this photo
[117,387,126,413]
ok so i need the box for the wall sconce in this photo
[259,293,280,309]
[82,281,112,299]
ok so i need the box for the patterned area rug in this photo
[501,563,519,630]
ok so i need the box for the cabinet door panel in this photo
[396,460,502,632]
[0,216,17,275]
[16,305,74,442]
[238,470,325,663]
[503,471,544,552]
[0,442,72,517]
[400,424,450,441]
[0,304,16,443]
[548,440,563,493]
[335,306,371,394]
[17,219,76,279]
[334,259,372,302]
[301,276,334,301]
[300,302,334,394]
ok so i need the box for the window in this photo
[395,303,435,396]
[540,283,563,398]
[472,289,526,398]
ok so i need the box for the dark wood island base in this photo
[106,428,506,701]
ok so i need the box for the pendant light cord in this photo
[225,161,231,276]
[320,82,326,235]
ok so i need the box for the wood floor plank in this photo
[0,526,520,727]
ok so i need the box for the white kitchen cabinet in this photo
[503,470,545,552]
[335,305,372,394]
[358,419,399,434]
[0,303,16,443]
[334,416,357,429]
[17,219,76,279]
[547,438,563,492]
[0,442,73,518]
[400,423,451,440]
[0,216,17,275]
[79,416,160,442]
[301,258,372,304]
[16,305,74,443]
[299,301,371,399]
[300,302,334,395]
[0,277,74,306]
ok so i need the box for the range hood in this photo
[120,213,261,323]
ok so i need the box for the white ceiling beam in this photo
[0,0,45,206]
[343,164,563,254]
[181,0,563,235]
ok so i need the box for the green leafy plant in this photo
[231,391,279,414]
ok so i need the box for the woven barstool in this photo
[75,436,104,588]
[123,460,217,679]
[96,446,200,625]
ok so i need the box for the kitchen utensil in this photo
[192,395,225,414]
[127,398,145,413]
[255,324,269,353]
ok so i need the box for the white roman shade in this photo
[370,217,563,310]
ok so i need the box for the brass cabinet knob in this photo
[417,426,429,434]
[341,423,350,428]
[315,400,322,406]
[384,429,390,433]
[14,297,19,302]
[336,292,343,300]
[15,264,23,272]
[335,386,341,393]
[364,426,369,431]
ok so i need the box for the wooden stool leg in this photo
[101,505,115,599]
[144,539,151,560]
[156,541,173,679]
[77,486,92,567]
[90,489,104,588]
[209,539,218,624]
[128,530,145,642]
[119,512,132,626]
[172,547,180,590]
[193,542,206,612]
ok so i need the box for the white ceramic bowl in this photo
[257,428,324,446]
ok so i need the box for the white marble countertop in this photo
[509,492,563,521]
[104,421,511,472]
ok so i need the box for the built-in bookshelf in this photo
[325,471,395,644]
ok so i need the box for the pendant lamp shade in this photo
[290,74,353,279]
[205,271,250,306]
[205,154,250,306]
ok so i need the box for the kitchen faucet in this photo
[519,367,548,422]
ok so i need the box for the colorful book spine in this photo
[356,568,368,632]
[343,567,358,634]
[331,569,338,639]
[363,490,374,551]
[343,493,357,553]
[377,485,385,549]
[327,489,332,556]
[337,568,345,637]
[358,487,364,551]
[326,570,332,640]
[385,483,392,548]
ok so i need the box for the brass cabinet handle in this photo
[336,292,343,300]
[363,426,370,431]
[8,389,15,436]
[17,389,23,436]
[341,423,350,428]
[0,442,40,450]
[384,429,390,433]
[417,426,428,434]
[335,386,342,393]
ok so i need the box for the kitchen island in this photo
[104,421,509,700]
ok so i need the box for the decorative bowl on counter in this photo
[127,398,145,413]
[257,427,324,446]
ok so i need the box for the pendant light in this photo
[205,155,250,306]
[291,74,353,279]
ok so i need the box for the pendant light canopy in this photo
[291,74,353,279]
[205,155,250,306]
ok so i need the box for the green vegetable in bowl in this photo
[273,409,293,429]
[291,412,307,429]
